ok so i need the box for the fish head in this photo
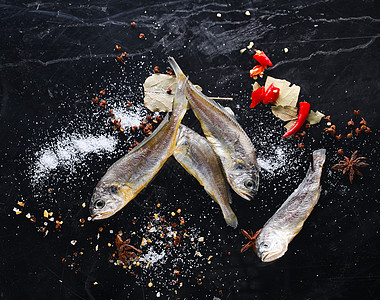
[255,230,288,262]
[228,160,259,200]
[89,182,131,220]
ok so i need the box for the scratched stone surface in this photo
[0,0,379,299]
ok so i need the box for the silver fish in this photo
[255,149,326,262]
[168,57,259,201]
[174,125,238,228]
[89,76,188,220]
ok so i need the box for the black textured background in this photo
[0,1,379,299]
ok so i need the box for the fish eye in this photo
[95,199,105,209]
[235,163,245,170]
[244,180,254,189]
[109,185,119,194]
[260,242,270,249]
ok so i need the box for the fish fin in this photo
[128,113,170,154]
[168,57,187,82]
[227,186,232,204]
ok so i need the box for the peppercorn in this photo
[131,22,136,28]
[126,101,132,107]
[305,123,311,128]
[98,100,108,108]
[115,45,121,51]
[139,33,145,39]
[337,149,344,155]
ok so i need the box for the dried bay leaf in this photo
[143,74,177,112]
[143,74,203,112]
[285,120,297,131]
[307,110,325,125]
[271,105,298,122]
[265,76,300,107]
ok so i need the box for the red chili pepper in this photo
[249,65,265,77]
[253,50,273,68]
[263,83,280,104]
[250,87,265,108]
[283,102,311,138]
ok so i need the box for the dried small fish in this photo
[174,125,238,228]
[90,77,189,220]
[168,57,259,201]
[255,149,326,262]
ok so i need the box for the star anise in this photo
[115,235,142,264]
[332,150,369,183]
[241,229,261,254]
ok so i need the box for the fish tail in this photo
[221,205,238,228]
[224,211,238,229]
[312,149,326,168]
[168,57,187,82]
[172,76,189,117]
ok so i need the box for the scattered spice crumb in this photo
[13,207,22,215]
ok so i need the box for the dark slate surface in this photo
[0,1,379,299]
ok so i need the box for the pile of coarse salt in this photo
[30,133,118,184]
